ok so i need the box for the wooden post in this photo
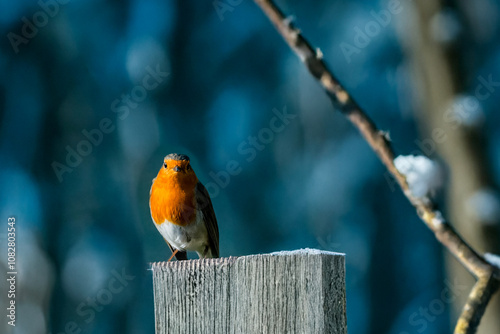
[151,249,347,334]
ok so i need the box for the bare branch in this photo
[455,274,500,334]
[252,0,500,331]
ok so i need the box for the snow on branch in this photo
[252,0,500,333]
[394,155,442,200]
[485,254,500,270]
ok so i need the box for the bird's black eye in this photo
[187,164,192,170]
[163,162,168,169]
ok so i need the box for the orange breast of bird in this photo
[150,173,198,227]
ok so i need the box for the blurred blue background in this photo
[1,0,500,333]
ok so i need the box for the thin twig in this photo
[252,0,500,332]
[456,275,500,334]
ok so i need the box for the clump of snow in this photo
[284,15,295,27]
[394,155,442,199]
[315,48,323,60]
[448,94,484,127]
[431,211,445,228]
[484,253,500,270]
[466,189,500,225]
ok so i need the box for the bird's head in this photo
[157,153,198,187]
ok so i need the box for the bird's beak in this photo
[173,166,182,172]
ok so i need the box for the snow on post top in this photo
[394,155,442,200]
[485,253,500,270]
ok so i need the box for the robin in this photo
[149,153,219,261]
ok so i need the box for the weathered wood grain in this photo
[151,249,346,334]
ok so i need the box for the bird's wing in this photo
[196,182,220,258]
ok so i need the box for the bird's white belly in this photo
[155,211,208,253]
